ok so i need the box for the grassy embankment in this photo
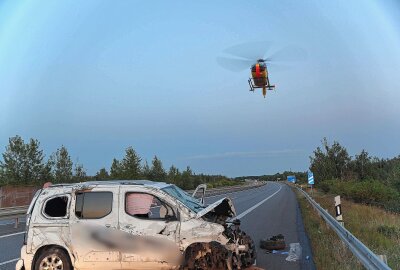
[296,187,400,270]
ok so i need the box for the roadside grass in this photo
[298,187,400,269]
[296,191,364,270]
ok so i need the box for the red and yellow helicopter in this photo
[217,42,304,98]
[249,59,275,97]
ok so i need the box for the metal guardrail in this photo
[189,182,266,197]
[0,205,28,228]
[296,186,391,270]
[0,206,28,221]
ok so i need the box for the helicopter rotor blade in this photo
[265,62,294,72]
[264,46,307,63]
[223,41,273,61]
[216,56,254,72]
[217,42,306,72]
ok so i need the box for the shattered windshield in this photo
[162,185,204,213]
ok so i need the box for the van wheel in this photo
[183,242,229,270]
[34,247,72,270]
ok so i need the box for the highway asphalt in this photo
[205,182,316,270]
[0,182,316,270]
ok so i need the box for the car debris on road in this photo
[259,234,286,250]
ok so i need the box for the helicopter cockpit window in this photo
[252,64,266,71]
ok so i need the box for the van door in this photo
[27,190,71,254]
[118,186,181,269]
[69,187,121,270]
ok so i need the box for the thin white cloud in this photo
[185,149,304,160]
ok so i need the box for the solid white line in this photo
[0,258,19,266]
[0,231,25,239]
[234,184,282,220]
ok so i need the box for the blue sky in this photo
[1,0,400,177]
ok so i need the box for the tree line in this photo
[309,138,400,188]
[0,136,85,185]
[0,135,238,190]
[236,138,400,212]
[309,138,400,212]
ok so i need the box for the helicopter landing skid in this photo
[248,79,254,91]
[248,79,275,92]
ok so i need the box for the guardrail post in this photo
[378,255,388,265]
[334,196,344,227]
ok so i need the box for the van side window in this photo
[44,196,69,218]
[75,192,113,219]
[125,192,176,220]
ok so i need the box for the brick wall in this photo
[0,186,39,208]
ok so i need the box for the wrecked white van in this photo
[16,180,256,270]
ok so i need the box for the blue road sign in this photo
[287,175,296,183]
[308,171,314,185]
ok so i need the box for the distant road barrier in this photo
[189,181,266,197]
[295,185,391,270]
[0,206,28,220]
[0,181,266,227]
[0,206,28,228]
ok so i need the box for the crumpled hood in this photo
[195,197,236,219]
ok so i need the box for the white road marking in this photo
[0,258,19,266]
[0,231,25,239]
[234,184,282,220]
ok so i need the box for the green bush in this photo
[318,181,332,193]
[351,181,398,204]
[318,180,400,212]
[383,199,400,213]
[377,225,400,238]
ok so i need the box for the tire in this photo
[182,242,229,270]
[34,247,72,270]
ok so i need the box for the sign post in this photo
[308,171,314,195]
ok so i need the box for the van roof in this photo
[48,180,171,189]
